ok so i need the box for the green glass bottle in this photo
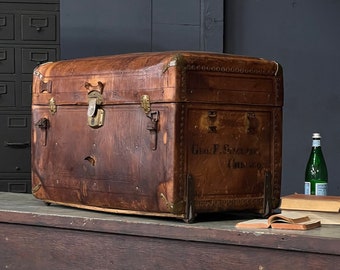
[304,133,328,195]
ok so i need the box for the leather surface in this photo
[31,51,283,221]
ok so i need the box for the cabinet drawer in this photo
[0,180,31,193]
[0,114,31,173]
[21,81,32,107]
[0,13,14,40]
[21,14,57,41]
[0,47,15,73]
[21,47,57,73]
[0,81,15,107]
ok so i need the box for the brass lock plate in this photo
[88,108,104,128]
[87,90,105,128]
[141,94,151,114]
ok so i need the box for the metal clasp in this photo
[86,82,105,128]
[146,111,159,151]
[140,95,159,151]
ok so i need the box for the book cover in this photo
[280,194,340,212]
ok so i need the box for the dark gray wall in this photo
[60,0,223,59]
[60,0,340,196]
[61,0,151,58]
[225,0,340,195]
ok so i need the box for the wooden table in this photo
[1,192,340,269]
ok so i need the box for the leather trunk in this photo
[31,51,283,222]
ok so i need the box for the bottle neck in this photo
[312,139,321,147]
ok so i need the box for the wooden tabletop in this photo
[2,192,340,269]
[1,191,340,255]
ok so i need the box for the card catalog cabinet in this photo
[0,0,59,192]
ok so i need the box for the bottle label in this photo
[312,140,321,147]
[315,183,327,196]
[304,182,311,195]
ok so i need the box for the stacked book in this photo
[280,193,340,225]
[235,194,340,230]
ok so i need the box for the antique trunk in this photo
[31,51,283,222]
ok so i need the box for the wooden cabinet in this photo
[0,0,59,193]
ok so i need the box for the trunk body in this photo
[31,51,283,222]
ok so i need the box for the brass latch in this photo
[49,97,57,114]
[86,81,105,128]
[140,95,159,151]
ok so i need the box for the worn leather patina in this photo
[31,51,283,222]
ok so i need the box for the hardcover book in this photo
[280,194,340,212]
[280,194,340,225]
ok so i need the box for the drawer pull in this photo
[0,16,6,27]
[30,52,48,65]
[29,17,48,32]
[0,51,7,61]
[0,84,7,95]
[4,141,30,148]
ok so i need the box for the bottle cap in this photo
[312,133,321,139]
